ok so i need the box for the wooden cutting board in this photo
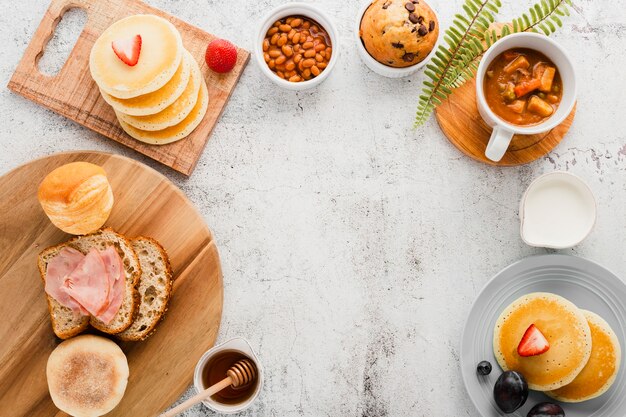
[7,0,250,176]
[0,151,223,417]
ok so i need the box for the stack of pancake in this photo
[494,292,622,402]
[89,14,209,145]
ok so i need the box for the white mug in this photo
[475,32,577,162]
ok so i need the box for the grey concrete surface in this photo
[1,0,625,416]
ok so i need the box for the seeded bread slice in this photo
[37,228,142,338]
[116,237,173,341]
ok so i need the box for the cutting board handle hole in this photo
[37,7,87,76]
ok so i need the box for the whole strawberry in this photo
[205,39,237,73]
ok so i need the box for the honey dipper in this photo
[160,359,256,417]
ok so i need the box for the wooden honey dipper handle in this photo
[159,359,256,417]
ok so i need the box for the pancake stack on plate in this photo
[494,292,621,402]
[89,14,209,145]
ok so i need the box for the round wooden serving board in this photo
[435,77,576,166]
[0,152,223,417]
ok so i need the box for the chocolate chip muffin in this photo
[360,0,439,68]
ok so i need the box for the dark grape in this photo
[493,370,528,413]
[527,402,565,417]
[477,360,492,375]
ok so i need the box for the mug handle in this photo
[485,125,514,162]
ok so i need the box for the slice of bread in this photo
[38,228,142,339]
[116,237,173,341]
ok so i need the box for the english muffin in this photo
[47,335,129,416]
[546,310,622,402]
[493,292,592,391]
[359,0,439,68]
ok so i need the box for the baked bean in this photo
[263,15,332,82]
[282,45,293,57]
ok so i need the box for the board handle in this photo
[18,0,94,83]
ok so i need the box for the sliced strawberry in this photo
[112,34,142,66]
[517,324,550,357]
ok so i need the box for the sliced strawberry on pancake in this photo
[518,324,550,357]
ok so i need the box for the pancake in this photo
[100,49,192,116]
[90,14,183,99]
[493,292,592,391]
[117,54,202,130]
[117,79,208,145]
[546,310,621,402]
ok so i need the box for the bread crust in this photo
[116,236,173,342]
[38,227,141,338]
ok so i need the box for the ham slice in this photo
[60,248,109,317]
[45,246,125,325]
[96,246,125,324]
[45,247,89,316]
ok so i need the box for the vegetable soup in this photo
[483,48,563,126]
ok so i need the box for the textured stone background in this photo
[1,0,625,416]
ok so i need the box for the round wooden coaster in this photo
[435,77,576,166]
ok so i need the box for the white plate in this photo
[461,254,626,417]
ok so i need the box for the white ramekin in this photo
[255,3,339,90]
[354,0,440,78]
[193,337,264,414]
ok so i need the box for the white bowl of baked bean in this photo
[256,3,338,90]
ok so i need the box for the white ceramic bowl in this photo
[476,33,577,161]
[354,0,440,78]
[193,337,264,414]
[255,3,339,90]
[519,171,596,249]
